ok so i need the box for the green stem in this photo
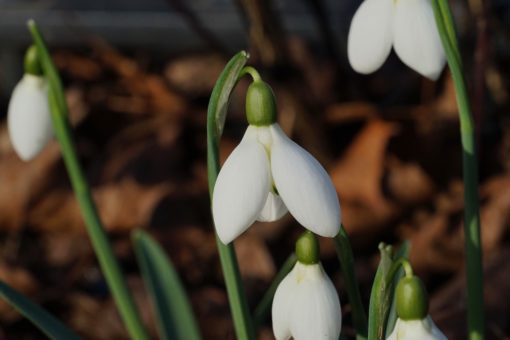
[386,259,413,286]
[239,66,262,82]
[28,22,149,340]
[207,73,255,340]
[253,253,297,328]
[334,227,368,339]
[432,2,485,339]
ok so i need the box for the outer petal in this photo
[257,191,288,222]
[270,124,341,237]
[386,317,447,340]
[7,74,53,161]
[271,264,296,340]
[347,0,394,74]
[212,127,270,244]
[393,0,446,80]
[289,263,342,340]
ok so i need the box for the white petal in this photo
[393,0,446,80]
[289,263,342,340]
[347,0,394,74]
[271,264,296,340]
[386,317,447,340]
[7,74,53,161]
[212,127,270,244]
[257,191,288,222]
[270,124,340,237]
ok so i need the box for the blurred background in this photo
[0,0,509,338]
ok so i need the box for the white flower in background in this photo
[212,122,341,244]
[387,316,447,340]
[347,0,446,80]
[272,261,342,340]
[8,73,53,161]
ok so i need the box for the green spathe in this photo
[245,80,277,126]
[295,231,320,265]
[396,276,428,321]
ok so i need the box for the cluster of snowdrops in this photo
[5,0,482,339]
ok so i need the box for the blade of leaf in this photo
[0,281,81,340]
[367,244,394,340]
[133,230,201,340]
[384,241,411,338]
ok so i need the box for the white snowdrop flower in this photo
[387,267,447,339]
[387,316,447,340]
[8,46,53,161]
[272,232,342,340]
[212,80,341,244]
[347,0,446,80]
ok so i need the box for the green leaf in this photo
[133,230,201,340]
[367,243,394,340]
[384,241,411,338]
[0,281,81,340]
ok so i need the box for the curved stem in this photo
[432,2,485,339]
[29,22,149,340]
[240,66,262,82]
[206,55,255,340]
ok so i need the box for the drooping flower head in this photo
[8,45,53,161]
[272,232,342,340]
[212,77,341,244]
[387,272,447,339]
[347,0,445,80]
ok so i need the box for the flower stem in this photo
[432,2,485,339]
[334,227,368,339]
[28,21,149,340]
[206,54,255,340]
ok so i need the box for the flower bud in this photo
[8,46,53,161]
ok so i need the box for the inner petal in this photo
[257,190,288,222]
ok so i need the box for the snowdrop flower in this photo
[387,316,447,340]
[272,232,341,340]
[212,79,341,244]
[387,272,447,339]
[347,0,445,80]
[8,46,53,161]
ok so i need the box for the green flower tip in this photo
[24,45,43,76]
[246,79,277,126]
[295,231,320,265]
[396,275,429,320]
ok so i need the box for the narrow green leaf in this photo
[253,253,296,328]
[384,241,411,338]
[0,281,81,340]
[133,230,201,340]
[367,244,394,340]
